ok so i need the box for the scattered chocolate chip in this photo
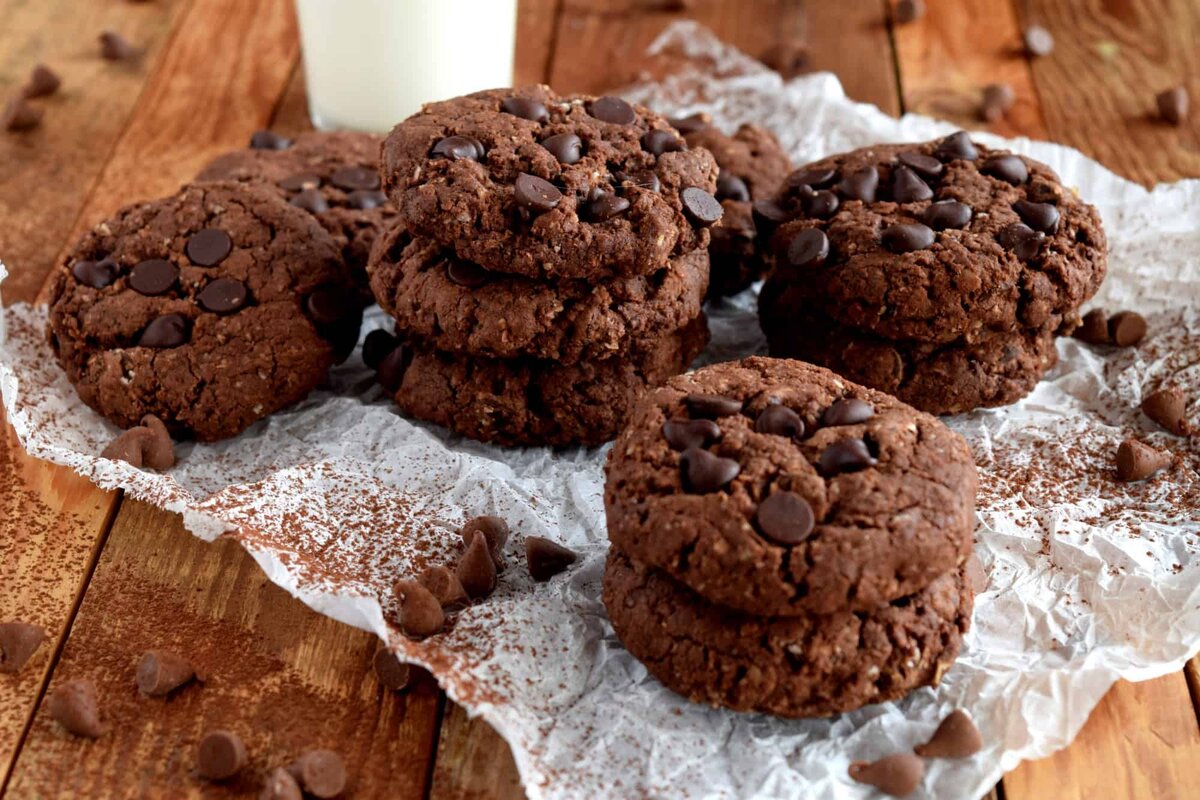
[1141,387,1190,436]
[362,329,400,370]
[347,189,387,210]
[836,166,879,203]
[376,344,409,393]
[848,753,925,797]
[751,198,793,235]
[1108,310,1147,346]
[641,128,685,156]
[138,314,190,348]
[72,257,119,289]
[799,186,839,219]
[981,82,1016,121]
[261,767,303,800]
[1156,86,1189,125]
[933,131,978,162]
[1013,199,1060,233]
[23,64,61,98]
[187,228,233,266]
[662,418,722,451]
[525,537,578,582]
[431,135,485,161]
[0,621,46,674]
[882,222,935,253]
[540,132,583,165]
[446,260,490,287]
[99,29,138,60]
[819,438,877,474]
[290,188,330,214]
[896,151,943,178]
[372,644,412,692]
[100,427,154,467]
[915,709,983,758]
[250,129,292,150]
[331,165,380,191]
[198,730,247,781]
[47,679,104,738]
[680,187,722,227]
[981,154,1029,185]
[680,447,740,493]
[394,579,445,637]
[196,278,248,314]
[1023,24,1055,57]
[589,95,636,125]
[584,191,631,222]
[616,169,660,193]
[1115,438,1170,482]
[715,171,750,202]
[921,199,972,230]
[459,515,509,565]
[893,0,926,24]
[996,223,1045,259]
[501,96,549,123]
[290,750,346,800]
[788,167,838,188]
[755,405,804,439]
[1073,308,1110,345]
[823,398,874,426]
[3,97,42,132]
[278,172,321,192]
[684,393,742,418]
[890,165,933,203]
[755,491,815,545]
[138,414,176,470]
[457,532,497,600]
[514,173,562,213]
[667,112,710,134]
[418,565,469,610]
[136,650,195,696]
[128,258,177,296]
[785,228,830,269]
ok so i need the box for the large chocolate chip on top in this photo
[186,228,233,266]
[680,447,740,493]
[755,491,815,545]
[129,259,178,296]
[197,278,248,314]
[138,314,190,348]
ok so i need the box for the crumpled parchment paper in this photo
[2,22,1199,800]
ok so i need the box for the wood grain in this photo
[429,704,525,800]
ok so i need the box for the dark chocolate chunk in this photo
[897,151,943,178]
[715,171,750,202]
[289,188,329,214]
[362,329,400,369]
[933,131,978,162]
[921,199,972,230]
[376,344,410,393]
[755,404,804,439]
[513,173,562,213]
[641,129,685,156]
[197,278,248,314]
[785,228,830,268]
[250,129,292,150]
[372,644,412,691]
[1013,200,1060,233]
[584,191,631,222]
[996,222,1044,259]
[667,112,710,134]
[822,398,874,426]
[681,187,722,226]
[799,187,839,219]
[431,135,485,161]
[525,536,579,582]
[446,260,491,287]
[755,491,815,545]
[818,438,878,474]
[186,227,233,266]
[881,223,935,253]
[72,257,119,289]
[138,314,190,348]
[680,447,740,493]
[684,393,743,418]
[278,172,321,192]
[981,154,1029,185]
[589,96,636,125]
[330,165,380,191]
[890,165,933,203]
[787,167,837,188]
[348,189,387,210]
[501,96,549,123]
[662,418,722,451]
[129,259,178,295]
[540,132,583,165]
[836,166,879,203]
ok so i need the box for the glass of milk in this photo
[294,0,518,133]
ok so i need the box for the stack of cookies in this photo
[758,131,1107,414]
[603,357,978,718]
[365,85,724,447]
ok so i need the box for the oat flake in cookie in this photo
[604,357,978,616]
[47,181,361,441]
[380,85,721,279]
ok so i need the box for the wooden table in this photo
[1,1,1198,797]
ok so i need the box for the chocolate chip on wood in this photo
[197,730,247,781]
[372,645,412,692]
[47,679,105,738]
[136,650,196,696]
[289,749,347,799]
[99,30,139,61]
[22,64,61,98]
[3,97,42,132]
[0,621,46,673]
[1156,86,1189,125]
[260,767,303,800]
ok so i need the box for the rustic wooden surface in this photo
[1,0,1198,798]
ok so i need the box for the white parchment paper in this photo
[3,23,1199,799]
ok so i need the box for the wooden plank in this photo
[4,501,443,798]
[1003,674,1200,800]
[429,704,525,800]
[890,0,1048,139]
[1016,0,1200,186]
[0,0,193,305]
[549,0,901,115]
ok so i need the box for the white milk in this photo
[294,0,518,133]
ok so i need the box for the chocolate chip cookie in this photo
[367,221,709,364]
[47,181,361,441]
[380,85,721,280]
[375,317,709,447]
[604,549,972,718]
[604,357,978,616]
[678,119,792,297]
[197,130,396,303]
[759,133,1107,343]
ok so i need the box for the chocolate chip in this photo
[394,579,445,637]
[0,621,45,674]
[996,223,1044,259]
[431,135,485,161]
[197,278,248,314]
[1108,310,1147,347]
[818,438,877,474]
[348,189,387,210]
[372,645,413,692]
[514,173,562,213]
[136,650,195,696]
[47,679,105,738]
[290,188,330,214]
[376,344,410,393]
[1142,387,1189,436]
[933,131,978,162]
[915,710,983,758]
[893,0,925,24]
[302,285,350,327]
[72,257,119,288]
[680,447,740,493]
[684,393,742,418]
[760,40,810,79]
[584,191,631,222]
[981,154,1029,185]
[128,259,177,296]
[890,165,933,203]
[418,565,469,610]
[822,398,874,426]
[755,491,815,545]
[751,198,794,235]
[186,228,233,266]
[1023,24,1055,57]
[290,750,346,799]
[261,767,303,800]
[668,112,711,134]
[250,129,292,150]
[3,97,42,131]
[881,222,935,253]
[1073,308,1110,344]
[981,82,1016,121]
[99,30,138,61]
[681,187,722,226]
[362,329,400,369]
[616,169,660,193]
[446,260,490,287]
[835,166,879,203]
[755,405,804,439]
[197,730,246,781]
[799,186,839,219]
[456,532,496,600]
[897,151,943,178]
[525,536,578,582]
[459,515,510,565]
[848,753,924,797]
[787,167,837,188]
[501,96,549,123]
[138,314,190,348]
[139,414,175,470]
[922,199,972,230]
[662,418,722,450]
[641,129,685,156]
[715,171,750,202]
[782,230,829,271]
[23,64,61,99]
[1156,86,1189,125]
[1115,438,1170,482]
[331,165,380,191]
[100,427,154,467]
[278,172,322,192]
[1013,199,1060,233]
[589,95,636,125]
[540,132,583,165]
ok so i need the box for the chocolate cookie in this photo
[197,131,396,303]
[604,357,978,616]
[680,120,792,297]
[377,317,709,447]
[759,133,1107,343]
[380,85,721,280]
[47,181,361,441]
[367,221,709,364]
[604,549,972,718]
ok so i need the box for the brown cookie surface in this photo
[47,182,360,441]
[604,357,978,616]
